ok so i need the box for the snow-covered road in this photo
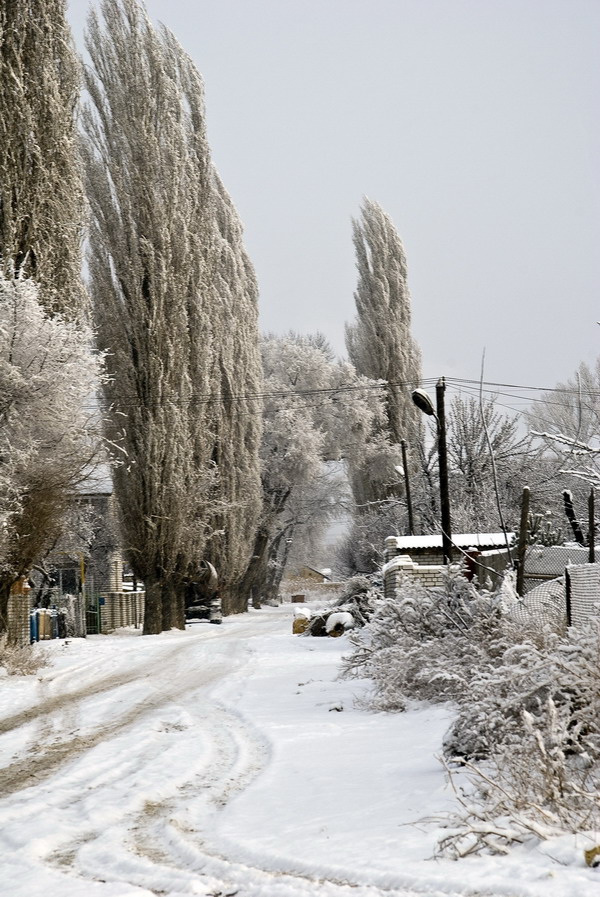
[1,606,599,897]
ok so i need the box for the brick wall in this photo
[383,537,511,592]
[382,554,451,599]
[99,591,145,633]
[7,594,33,647]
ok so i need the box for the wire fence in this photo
[522,544,593,595]
[510,548,600,631]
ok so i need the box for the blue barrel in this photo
[29,610,39,643]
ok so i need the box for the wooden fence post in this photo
[589,487,595,564]
[516,486,530,597]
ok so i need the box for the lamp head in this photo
[411,388,435,416]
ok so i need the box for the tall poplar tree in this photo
[0,0,85,318]
[346,198,423,448]
[83,0,262,629]
[199,173,263,615]
[345,198,423,505]
[82,0,215,633]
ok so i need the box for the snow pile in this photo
[292,606,312,619]
[325,611,355,633]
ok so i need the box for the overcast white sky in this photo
[67,0,600,389]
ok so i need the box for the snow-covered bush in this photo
[343,568,509,711]
[441,619,600,855]
[347,562,600,853]
[0,635,47,676]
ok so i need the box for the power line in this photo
[78,374,599,421]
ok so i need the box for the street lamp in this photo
[411,378,452,564]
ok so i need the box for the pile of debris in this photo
[292,574,383,637]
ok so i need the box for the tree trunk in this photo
[161,580,185,631]
[0,582,11,636]
[143,577,163,635]
[220,581,247,616]
[563,490,585,546]
[235,526,270,612]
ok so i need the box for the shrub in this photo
[345,566,600,853]
[440,620,600,855]
[0,635,47,676]
[343,568,510,710]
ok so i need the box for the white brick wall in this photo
[382,553,452,598]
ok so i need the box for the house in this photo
[294,565,332,583]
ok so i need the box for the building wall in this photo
[382,554,451,600]
[7,593,33,647]
[382,536,512,600]
[99,591,145,633]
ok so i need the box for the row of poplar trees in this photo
[0,0,427,635]
[0,0,263,632]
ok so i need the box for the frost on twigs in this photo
[439,620,600,856]
[0,635,47,676]
[342,567,508,711]
[0,274,105,630]
[345,563,600,856]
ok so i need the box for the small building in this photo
[385,532,515,567]
[383,532,515,598]
[294,565,332,584]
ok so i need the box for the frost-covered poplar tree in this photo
[345,198,423,504]
[82,0,215,633]
[0,0,85,318]
[83,0,262,630]
[199,173,263,615]
[0,275,104,633]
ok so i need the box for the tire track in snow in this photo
[3,610,484,897]
[0,639,189,736]
[0,627,254,798]
[0,625,235,737]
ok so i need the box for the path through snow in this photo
[0,606,599,897]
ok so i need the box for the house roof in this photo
[389,533,515,551]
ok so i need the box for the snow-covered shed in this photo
[383,532,515,597]
[385,532,515,567]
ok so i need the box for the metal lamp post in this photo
[411,378,452,564]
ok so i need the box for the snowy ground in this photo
[0,605,599,897]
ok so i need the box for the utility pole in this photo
[411,379,452,564]
[589,487,595,564]
[516,486,530,597]
[400,439,414,536]
[435,378,452,565]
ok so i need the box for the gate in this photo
[85,595,100,635]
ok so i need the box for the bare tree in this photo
[446,395,534,531]
[0,0,85,318]
[527,358,600,447]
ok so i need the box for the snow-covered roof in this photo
[389,532,515,550]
